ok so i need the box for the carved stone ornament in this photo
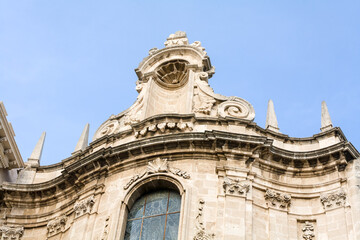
[124,158,190,190]
[223,177,250,196]
[302,221,315,240]
[0,225,24,240]
[264,189,291,209]
[99,216,110,240]
[164,31,189,47]
[320,188,347,209]
[74,196,95,218]
[93,119,120,140]
[193,199,215,240]
[47,215,67,237]
[218,99,255,120]
[134,122,193,138]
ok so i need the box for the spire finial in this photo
[73,123,90,155]
[321,101,333,132]
[27,132,46,167]
[265,99,280,132]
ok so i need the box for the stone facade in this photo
[0,31,359,240]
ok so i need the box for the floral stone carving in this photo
[302,221,315,240]
[264,189,291,209]
[47,215,67,237]
[74,196,95,218]
[0,226,24,240]
[223,177,250,196]
[124,158,190,190]
[193,199,215,240]
[320,188,347,209]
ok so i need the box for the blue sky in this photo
[1,1,359,166]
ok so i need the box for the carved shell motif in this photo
[155,60,189,88]
[93,120,119,140]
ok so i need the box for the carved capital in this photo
[223,177,250,196]
[264,189,291,209]
[320,188,347,209]
[47,215,67,237]
[0,226,24,240]
[74,196,95,218]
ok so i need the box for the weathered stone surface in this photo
[0,32,358,240]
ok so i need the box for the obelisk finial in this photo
[27,132,46,167]
[321,101,333,132]
[265,99,280,132]
[73,123,90,155]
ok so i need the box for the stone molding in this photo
[320,188,347,209]
[0,225,24,240]
[302,221,315,240]
[74,195,95,218]
[223,177,250,196]
[193,199,215,240]
[47,215,67,238]
[264,189,291,209]
[98,216,110,240]
[123,158,190,190]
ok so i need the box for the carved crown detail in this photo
[320,188,347,209]
[264,189,291,209]
[0,226,24,240]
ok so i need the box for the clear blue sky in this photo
[1,1,359,166]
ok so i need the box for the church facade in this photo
[0,32,359,240]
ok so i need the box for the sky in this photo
[1,1,359,166]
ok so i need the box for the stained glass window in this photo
[124,190,181,240]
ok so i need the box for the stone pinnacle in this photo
[27,132,46,168]
[321,101,333,132]
[73,123,90,155]
[265,99,280,132]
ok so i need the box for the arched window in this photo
[124,189,181,240]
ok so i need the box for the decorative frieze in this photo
[124,158,190,190]
[193,199,215,240]
[134,122,193,138]
[74,196,95,218]
[47,215,67,238]
[223,177,250,196]
[0,226,24,240]
[302,221,315,240]
[320,188,347,209]
[264,189,291,209]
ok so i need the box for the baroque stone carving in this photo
[134,122,193,138]
[99,216,110,240]
[218,99,254,120]
[264,189,291,209]
[155,59,189,88]
[74,196,95,218]
[320,188,347,209]
[302,221,315,240]
[223,177,250,196]
[193,199,215,240]
[0,226,24,240]
[47,215,67,237]
[124,158,190,190]
[164,31,189,47]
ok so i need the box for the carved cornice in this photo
[0,225,24,240]
[264,189,291,209]
[124,158,190,190]
[320,188,347,209]
[47,215,67,238]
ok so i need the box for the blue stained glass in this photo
[144,190,168,216]
[168,191,181,213]
[128,195,145,220]
[124,219,141,240]
[165,213,180,240]
[140,215,166,240]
